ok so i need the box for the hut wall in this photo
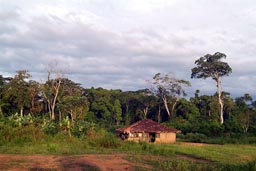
[155,133,176,143]
[125,132,176,143]
[127,132,150,142]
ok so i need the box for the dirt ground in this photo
[0,143,216,171]
[0,154,150,171]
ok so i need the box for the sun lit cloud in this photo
[0,0,256,98]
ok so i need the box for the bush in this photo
[47,143,57,153]
[71,120,96,138]
[41,119,59,135]
[182,133,208,143]
[96,134,120,148]
[0,124,46,145]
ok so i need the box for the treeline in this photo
[0,52,256,140]
[0,70,255,136]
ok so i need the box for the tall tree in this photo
[7,70,32,117]
[41,62,64,120]
[191,52,232,124]
[151,73,191,120]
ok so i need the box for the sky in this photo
[0,0,256,99]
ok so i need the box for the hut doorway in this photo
[149,133,156,142]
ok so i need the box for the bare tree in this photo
[151,72,191,120]
[41,61,65,120]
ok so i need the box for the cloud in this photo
[0,0,256,99]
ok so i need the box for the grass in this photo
[1,126,256,170]
[1,135,256,163]
[164,143,256,164]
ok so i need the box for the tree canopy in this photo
[0,54,255,139]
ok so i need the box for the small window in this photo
[156,133,160,138]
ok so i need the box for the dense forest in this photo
[0,52,256,143]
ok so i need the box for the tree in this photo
[7,70,32,117]
[113,99,122,125]
[191,52,232,124]
[57,78,88,122]
[176,98,200,121]
[28,80,43,114]
[137,91,156,119]
[0,75,6,116]
[41,63,64,120]
[151,73,191,120]
[235,94,253,133]
[191,94,219,121]
[237,110,253,133]
[244,93,253,104]
[87,87,113,125]
[222,92,235,120]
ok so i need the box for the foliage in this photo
[41,119,59,135]
[8,112,34,127]
[113,99,122,125]
[4,70,32,117]
[1,118,256,171]
[71,120,96,138]
[151,72,191,120]
[0,68,256,149]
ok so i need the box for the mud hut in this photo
[116,119,181,143]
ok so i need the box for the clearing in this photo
[0,153,148,171]
[0,152,212,171]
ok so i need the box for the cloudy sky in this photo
[0,0,256,98]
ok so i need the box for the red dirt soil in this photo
[0,154,144,171]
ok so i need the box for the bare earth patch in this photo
[0,154,146,171]
[0,143,220,171]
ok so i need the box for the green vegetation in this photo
[0,53,256,170]
[1,124,256,170]
[1,116,256,170]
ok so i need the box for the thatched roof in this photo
[116,119,181,134]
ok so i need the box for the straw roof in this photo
[116,119,181,134]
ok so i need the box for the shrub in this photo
[71,120,96,138]
[96,134,120,148]
[41,119,59,135]
[183,133,208,143]
[8,113,34,127]
[47,143,57,153]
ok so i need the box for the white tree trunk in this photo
[157,104,161,123]
[143,106,149,118]
[162,96,171,117]
[171,99,178,117]
[20,106,24,117]
[50,78,61,120]
[217,78,224,124]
